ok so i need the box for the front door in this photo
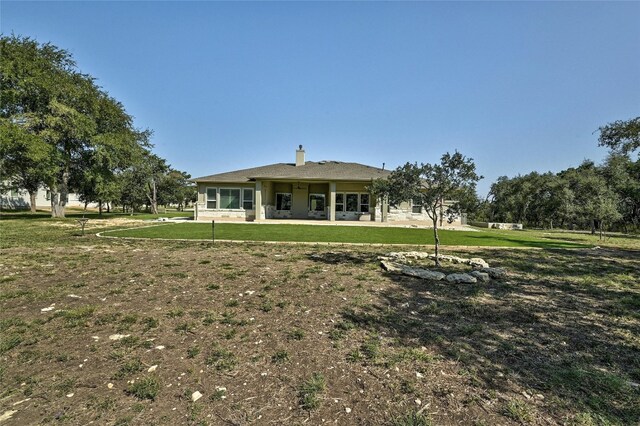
[292,186,308,219]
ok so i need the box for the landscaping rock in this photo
[469,271,491,283]
[381,261,445,281]
[479,267,507,279]
[469,258,490,268]
[445,273,477,284]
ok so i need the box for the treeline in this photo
[473,117,640,233]
[0,35,195,217]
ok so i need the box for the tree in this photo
[1,35,148,218]
[598,117,640,157]
[0,121,55,212]
[371,152,481,265]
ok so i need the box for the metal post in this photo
[211,220,215,243]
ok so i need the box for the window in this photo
[309,194,325,211]
[412,202,422,214]
[220,188,240,209]
[242,188,254,210]
[346,193,359,212]
[360,194,370,213]
[335,193,344,212]
[45,190,51,201]
[206,188,217,209]
[276,193,292,210]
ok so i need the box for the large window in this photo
[206,187,217,209]
[412,203,422,214]
[242,188,254,210]
[346,193,359,212]
[276,193,292,210]
[335,193,344,212]
[309,194,325,211]
[219,188,241,209]
[360,194,370,213]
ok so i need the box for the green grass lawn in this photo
[101,222,594,248]
[0,209,193,221]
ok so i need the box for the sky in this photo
[2,1,639,196]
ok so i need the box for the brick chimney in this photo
[296,145,305,166]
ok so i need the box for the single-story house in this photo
[0,185,96,210]
[192,146,462,225]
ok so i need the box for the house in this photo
[192,146,462,225]
[0,186,95,210]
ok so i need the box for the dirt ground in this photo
[1,225,639,425]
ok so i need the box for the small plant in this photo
[223,328,237,340]
[260,300,273,313]
[271,350,290,364]
[127,376,160,400]
[175,321,195,334]
[199,260,211,265]
[113,358,143,379]
[391,411,432,426]
[503,399,533,423]
[210,387,227,401]
[299,373,326,410]
[361,336,381,360]
[346,348,363,363]
[166,308,184,318]
[287,329,305,340]
[206,348,237,371]
[187,346,201,358]
[207,283,220,291]
[225,299,239,308]
[142,317,159,331]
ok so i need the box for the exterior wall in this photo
[387,202,463,225]
[195,182,256,221]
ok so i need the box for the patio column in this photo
[255,181,263,221]
[329,182,336,222]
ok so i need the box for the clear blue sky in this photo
[2,1,639,196]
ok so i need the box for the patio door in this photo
[292,186,308,219]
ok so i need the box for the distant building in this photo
[0,186,96,210]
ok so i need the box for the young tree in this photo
[371,152,481,265]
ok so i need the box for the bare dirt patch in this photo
[1,229,638,425]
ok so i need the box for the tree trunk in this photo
[29,191,37,213]
[107,202,110,213]
[51,163,70,218]
[432,207,440,266]
[98,200,103,216]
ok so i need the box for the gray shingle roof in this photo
[193,161,390,183]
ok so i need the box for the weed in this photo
[166,308,184,318]
[346,348,363,363]
[503,399,533,423]
[299,373,326,410]
[113,358,143,379]
[272,350,290,364]
[391,412,432,426]
[260,300,273,312]
[0,334,22,354]
[127,376,160,400]
[142,317,159,331]
[288,329,305,340]
[206,348,237,371]
[187,346,201,358]
[207,283,220,291]
[225,299,239,308]
[175,321,195,334]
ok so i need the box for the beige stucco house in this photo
[192,146,462,225]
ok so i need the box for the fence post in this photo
[211,220,215,243]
